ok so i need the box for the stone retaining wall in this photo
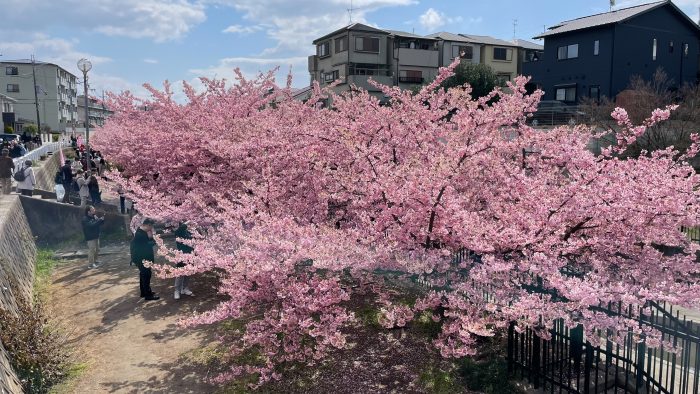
[0,195,37,394]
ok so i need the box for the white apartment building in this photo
[0,93,16,131]
[0,60,78,133]
[77,95,113,128]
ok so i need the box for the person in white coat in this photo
[15,160,36,196]
[76,170,90,207]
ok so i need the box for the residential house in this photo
[460,34,520,84]
[386,30,440,89]
[425,32,482,67]
[0,60,78,133]
[523,0,700,104]
[309,23,392,98]
[77,95,113,129]
[0,93,16,131]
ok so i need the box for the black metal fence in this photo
[509,301,700,393]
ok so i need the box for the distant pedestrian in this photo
[60,160,74,203]
[15,160,36,196]
[173,223,194,300]
[82,205,104,269]
[88,172,101,204]
[0,149,14,195]
[76,170,90,207]
[130,219,160,301]
[117,184,127,214]
[9,142,22,159]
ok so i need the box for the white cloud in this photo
[222,24,263,34]
[189,56,309,88]
[419,8,464,31]
[144,58,159,64]
[0,0,206,42]
[209,0,416,55]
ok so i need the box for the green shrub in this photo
[0,289,70,393]
[458,356,521,394]
[23,124,38,135]
[3,125,13,133]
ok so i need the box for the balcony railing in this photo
[398,76,424,84]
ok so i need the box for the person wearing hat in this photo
[15,160,36,196]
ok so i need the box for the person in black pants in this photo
[60,160,74,203]
[130,219,160,301]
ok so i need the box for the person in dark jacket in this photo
[82,205,104,269]
[131,219,160,301]
[0,149,14,195]
[173,223,194,300]
[60,160,74,203]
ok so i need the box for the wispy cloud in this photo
[144,58,159,64]
[222,24,263,35]
[418,8,464,31]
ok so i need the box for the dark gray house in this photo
[523,0,700,104]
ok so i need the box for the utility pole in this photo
[31,55,42,140]
[101,90,106,127]
[513,19,518,41]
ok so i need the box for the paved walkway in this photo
[49,242,218,393]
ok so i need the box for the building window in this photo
[399,70,423,83]
[5,67,18,76]
[355,36,380,53]
[493,47,512,61]
[497,73,511,85]
[557,44,579,60]
[452,45,473,59]
[669,41,674,53]
[589,86,600,102]
[317,41,330,57]
[652,38,657,60]
[594,40,599,56]
[335,36,348,53]
[6,84,19,93]
[555,85,576,102]
[323,70,339,82]
[683,43,689,57]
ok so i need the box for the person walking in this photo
[0,149,14,195]
[173,223,194,300]
[88,172,101,204]
[76,170,90,207]
[60,160,74,203]
[15,160,36,196]
[131,219,160,301]
[82,205,104,269]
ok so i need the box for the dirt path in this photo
[49,242,219,393]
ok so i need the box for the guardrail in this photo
[12,142,67,167]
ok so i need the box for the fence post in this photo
[583,344,594,394]
[507,322,515,373]
[636,337,646,390]
[532,333,541,389]
[571,324,584,371]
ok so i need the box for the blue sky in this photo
[1,0,698,99]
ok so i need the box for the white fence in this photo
[12,142,67,167]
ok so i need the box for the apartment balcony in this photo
[398,76,424,84]
[394,48,439,67]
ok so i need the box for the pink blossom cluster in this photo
[93,59,700,385]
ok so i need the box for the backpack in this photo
[13,167,26,182]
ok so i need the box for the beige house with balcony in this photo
[460,34,520,84]
[426,32,483,67]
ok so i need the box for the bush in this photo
[23,124,38,135]
[440,63,502,99]
[4,125,13,133]
[0,291,70,393]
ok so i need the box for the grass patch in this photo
[419,366,461,394]
[356,305,381,327]
[35,249,60,299]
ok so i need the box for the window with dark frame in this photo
[335,36,348,53]
[555,85,576,102]
[399,70,423,83]
[451,45,473,59]
[669,41,674,53]
[594,40,599,56]
[589,86,600,102]
[317,41,330,57]
[6,84,19,93]
[493,47,512,61]
[355,36,380,53]
[323,70,339,82]
[683,43,689,57]
[5,67,18,76]
[557,44,579,60]
[652,38,657,60]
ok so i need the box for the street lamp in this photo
[77,58,92,170]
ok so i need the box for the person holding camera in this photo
[82,205,105,269]
[130,219,160,301]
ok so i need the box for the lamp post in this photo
[77,58,92,170]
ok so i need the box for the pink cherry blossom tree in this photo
[93,62,700,385]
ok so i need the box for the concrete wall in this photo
[19,196,129,245]
[0,195,36,394]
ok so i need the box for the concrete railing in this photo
[13,141,67,168]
